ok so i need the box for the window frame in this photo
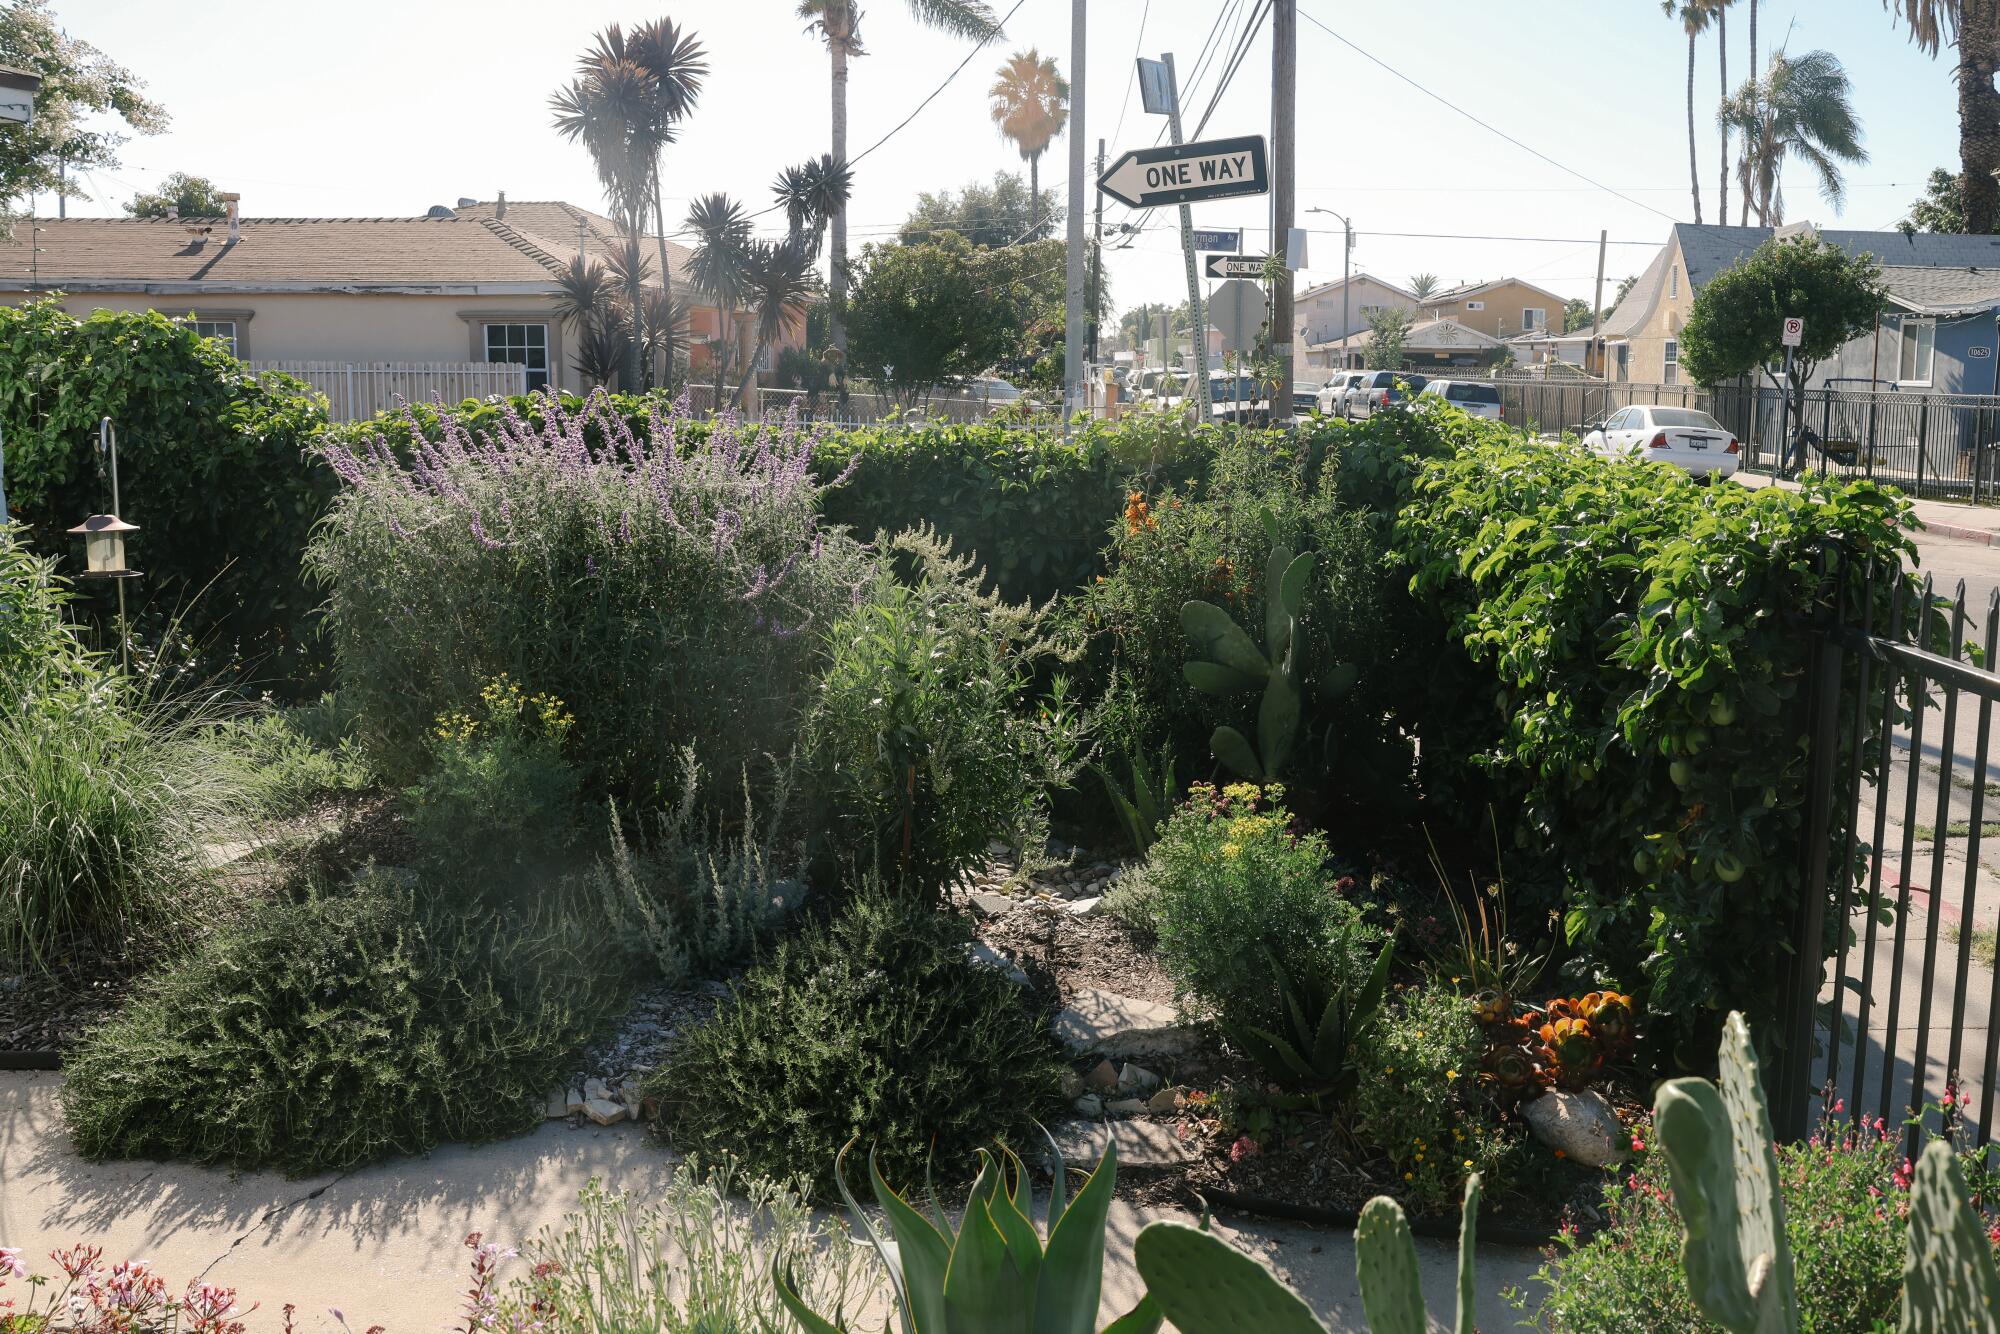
[1521,307,1546,331]
[484,321,552,391]
[1663,338,1680,386]
[1670,264,1680,298]
[1465,299,1485,311]
[1897,315,1937,387]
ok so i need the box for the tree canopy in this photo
[0,0,166,213]
[900,172,1056,247]
[123,171,225,218]
[1901,167,1996,235]
[1679,234,1884,404]
[1562,297,1596,333]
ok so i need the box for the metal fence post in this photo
[1866,393,1879,481]
[1821,390,1834,476]
[1917,400,1931,496]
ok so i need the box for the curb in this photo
[0,1051,60,1071]
[1196,1186,1561,1249]
[1916,518,2000,549]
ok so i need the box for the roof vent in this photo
[427,204,456,219]
[496,190,507,220]
[457,196,478,208]
[221,191,241,243]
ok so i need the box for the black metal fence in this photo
[1488,376,2000,503]
[1779,569,2000,1152]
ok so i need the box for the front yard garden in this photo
[2,297,1990,1328]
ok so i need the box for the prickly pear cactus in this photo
[1901,1139,2000,1332]
[1354,1196,1426,1334]
[1131,1221,1327,1334]
[1653,1012,1798,1333]
[1180,539,1321,782]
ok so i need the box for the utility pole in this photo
[1064,0,1088,419]
[1271,0,1296,418]
[1163,53,1210,421]
[1088,138,1105,367]
[1588,228,1607,377]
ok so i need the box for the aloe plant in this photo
[1224,938,1395,1107]
[1180,508,1355,782]
[1094,742,1177,856]
[774,1132,1162,1334]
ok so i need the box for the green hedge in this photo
[0,299,333,688]
[1396,436,1921,1053]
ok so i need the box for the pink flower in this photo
[0,1248,22,1279]
[1229,1135,1261,1163]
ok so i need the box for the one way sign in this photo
[1205,254,1267,279]
[1096,135,1269,210]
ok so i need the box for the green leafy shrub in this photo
[60,882,627,1174]
[590,750,802,983]
[0,523,100,709]
[1398,436,1922,1044]
[1525,1114,1973,1330]
[1144,781,1391,1095]
[811,529,1086,901]
[402,674,581,888]
[1351,981,1516,1215]
[646,893,1066,1191]
[224,696,376,817]
[494,1172,876,1334]
[310,396,872,807]
[0,299,332,687]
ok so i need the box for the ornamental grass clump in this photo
[308,393,871,806]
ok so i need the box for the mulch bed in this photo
[0,955,134,1058]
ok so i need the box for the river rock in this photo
[1522,1089,1630,1167]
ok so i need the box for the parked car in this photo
[1291,377,1323,418]
[1582,404,1740,480]
[1316,371,1365,416]
[1419,379,1504,421]
[1207,372,1272,424]
[1342,369,1429,419]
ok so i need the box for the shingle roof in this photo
[452,199,695,289]
[1879,264,2000,316]
[1309,317,1501,352]
[1423,275,1569,307]
[1296,271,1416,303]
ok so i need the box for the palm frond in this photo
[905,0,1002,41]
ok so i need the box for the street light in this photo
[1306,207,1354,368]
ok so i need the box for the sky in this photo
[40,0,1970,315]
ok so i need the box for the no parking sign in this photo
[1781,316,1804,347]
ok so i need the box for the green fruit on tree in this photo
[1685,727,1709,754]
[1708,695,1738,726]
[1713,853,1746,883]
[1633,849,1654,875]
[1670,759,1694,787]
[1763,787,1779,809]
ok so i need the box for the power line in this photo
[847,0,1031,171]
[1299,8,1677,222]
[1191,0,1271,139]
[1110,0,1151,148]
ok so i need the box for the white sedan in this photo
[1582,404,1741,480]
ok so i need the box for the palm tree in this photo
[1723,50,1868,226]
[626,19,707,392]
[551,21,707,393]
[1664,0,1713,223]
[772,154,854,257]
[1409,272,1439,301]
[553,256,626,388]
[736,237,819,402]
[798,0,1001,369]
[988,49,1069,235]
[1883,0,2000,233]
[685,193,755,404]
[1712,0,1734,222]
[1742,0,1758,222]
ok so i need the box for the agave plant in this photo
[1225,939,1394,1109]
[775,1133,1161,1334]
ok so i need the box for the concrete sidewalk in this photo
[1737,468,2000,547]
[0,1072,1544,1331]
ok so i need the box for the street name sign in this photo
[1205,254,1268,279]
[1781,316,1804,347]
[1190,228,1241,252]
[1096,135,1269,210]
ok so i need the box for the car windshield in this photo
[1650,408,1724,430]
[1446,383,1501,404]
[982,380,1022,399]
[1209,376,1264,400]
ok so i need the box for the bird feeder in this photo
[67,513,141,579]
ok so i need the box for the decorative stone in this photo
[1119,1063,1161,1093]
[1522,1089,1630,1168]
[968,891,1017,919]
[1085,1058,1120,1090]
[987,839,1013,857]
[1073,1093,1105,1117]
[1148,1088,1182,1115]
[566,1088,587,1115]
[1106,1097,1149,1117]
[1060,1070,1085,1099]
[1053,1120,1198,1169]
[584,1077,613,1103]
[545,1089,570,1119]
[1065,896,1103,916]
[968,941,1029,987]
[1053,988,1199,1059]
[583,1097,628,1127]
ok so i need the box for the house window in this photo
[1670,264,1680,298]
[1522,307,1546,331]
[1616,344,1630,381]
[1465,300,1485,311]
[1663,338,1679,386]
[180,319,239,356]
[484,322,550,390]
[1897,316,1936,386]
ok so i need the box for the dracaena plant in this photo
[774,1133,1162,1334]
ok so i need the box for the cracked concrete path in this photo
[1,1072,1544,1330]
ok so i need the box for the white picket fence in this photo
[246,361,528,422]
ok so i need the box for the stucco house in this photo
[1421,277,1568,341]
[1600,221,2000,393]
[1308,316,1503,371]
[0,196,783,411]
[1293,273,1416,352]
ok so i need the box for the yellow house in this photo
[0,196,782,416]
[1422,277,1568,341]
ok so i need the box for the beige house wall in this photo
[1295,276,1414,345]
[1426,279,1567,341]
[1611,236,1697,384]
